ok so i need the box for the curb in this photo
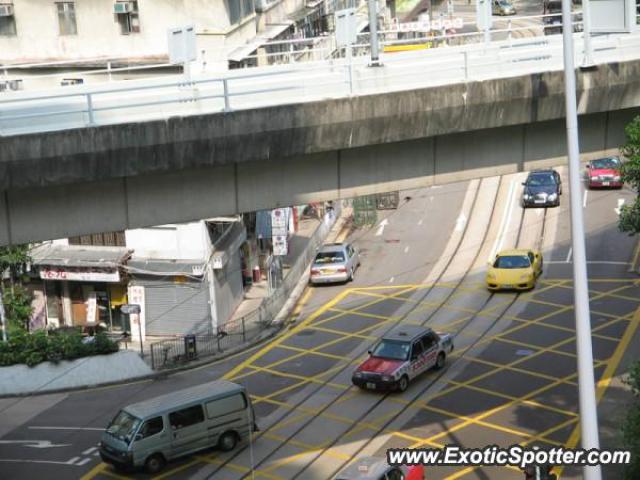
[0,324,285,399]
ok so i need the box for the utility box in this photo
[168,25,197,64]
[590,0,636,32]
[335,8,357,47]
[184,335,197,360]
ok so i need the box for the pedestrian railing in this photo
[1,26,638,137]
[147,205,340,369]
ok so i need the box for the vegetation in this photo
[623,361,640,479]
[0,327,118,368]
[619,116,640,234]
[0,244,33,332]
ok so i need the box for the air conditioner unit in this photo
[8,79,22,91]
[0,4,15,17]
[113,2,133,14]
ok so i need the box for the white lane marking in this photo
[389,277,395,283]
[82,447,98,455]
[0,440,71,449]
[404,246,410,254]
[455,213,467,232]
[375,218,389,236]
[417,219,423,226]
[583,190,588,208]
[28,427,103,431]
[490,180,517,261]
[615,198,625,215]
[75,458,92,466]
[566,248,573,263]
[431,185,442,189]
[0,458,81,465]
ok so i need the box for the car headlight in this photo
[548,193,557,201]
[523,194,530,200]
[614,176,621,181]
[487,272,496,280]
[519,273,532,280]
[591,175,600,181]
[354,371,363,378]
[381,375,393,382]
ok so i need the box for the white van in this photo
[99,380,258,473]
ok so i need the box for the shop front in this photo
[29,245,132,331]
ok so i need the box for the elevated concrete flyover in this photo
[1,59,640,245]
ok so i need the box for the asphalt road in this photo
[1,168,639,480]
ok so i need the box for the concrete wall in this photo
[0,0,256,63]
[2,60,640,244]
[125,221,209,260]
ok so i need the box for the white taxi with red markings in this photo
[352,325,453,392]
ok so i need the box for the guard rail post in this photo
[222,78,231,112]
[86,93,96,126]
[463,51,469,80]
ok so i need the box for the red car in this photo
[334,456,424,480]
[586,156,623,188]
[352,325,453,392]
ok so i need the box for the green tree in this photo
[0,244,32,336]
[623,361,640,479]
[619,116,640,234]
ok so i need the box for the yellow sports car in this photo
[486,249,543,291]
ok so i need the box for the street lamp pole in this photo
[367,0,381,65]
[581,0,595,67]
[561,1,602,479]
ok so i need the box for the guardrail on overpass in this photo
[1,30,640,137]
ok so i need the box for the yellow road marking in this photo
[305,324,377,340]
[290,286,313,322]
[276,343,345,361]
[555,305,640,478]
[79,463,109,480]
[223,288,353,380]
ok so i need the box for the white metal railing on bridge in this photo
[1,28,639,137]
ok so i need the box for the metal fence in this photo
[2,25,639,137]
[147,205,340,370]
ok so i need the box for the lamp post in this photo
[560,0,602,479]
[367,0,381,65]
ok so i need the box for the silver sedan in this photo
[309,243,360,284]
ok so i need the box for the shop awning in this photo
[227,22,294,62]
[30,244,132,283]
[30,244,132,268]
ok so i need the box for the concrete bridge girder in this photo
[1,60,640,245]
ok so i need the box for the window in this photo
[0,4,16,36]
[106,410,142,445]
[69,231,126,246]
[371,340,410,361]
[410,340,424,360]
[422,332,437,350]
[56,2,77,35]
[138,417,164,439]
[169,405,204,430]
[227,0,255,25]
[115,1,140,34]
[205,393,247,418]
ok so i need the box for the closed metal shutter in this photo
[134,278,212,336]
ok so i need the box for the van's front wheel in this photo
[145,454,166,474]
[218,431,238,452]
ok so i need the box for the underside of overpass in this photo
[1,60,640,245]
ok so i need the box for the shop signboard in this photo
[86,292,98,324]
[40,267,120,283]
[127,286,146,342]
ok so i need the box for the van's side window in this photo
[169,405,204,430]
[139,416,164,439]
[205,393,247,419]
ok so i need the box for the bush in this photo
[0,327,120,367]
[623,361,640,479]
